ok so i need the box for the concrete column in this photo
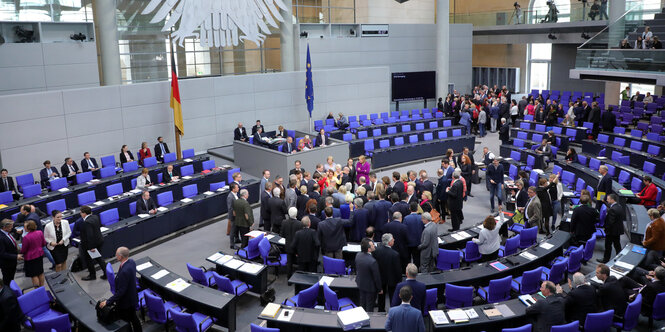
[280,1,295,72]
[92,0,121,85]
[604,81,621,106]
[608,0,626,47]
[436,0,450,99]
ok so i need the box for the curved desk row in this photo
[515,120,587,142]
[371,135,476,169]
[346,125,465,158]
[499,145,547,170]
[330,116,455,140]
[135,257,237,332]
[510,128,570,152]
[0,154,209,220]
[581,140,665,175]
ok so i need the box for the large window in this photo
[294,0,356,24]
[528,43,552,92]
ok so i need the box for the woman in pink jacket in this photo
[355,155,371,185]
[21,220,47,287]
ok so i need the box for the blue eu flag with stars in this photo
[305,44,314,117]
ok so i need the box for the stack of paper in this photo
[203,191,214,196]
[58,188,70,192]
[520,252,538,261]
[182,176,192,180]
[260,303,281,318]
[451,233,466,241]
[180,198,193,203]
[136,262,153,271]
[319,276,334,286]
[166,278,190,293]
[278,238,286,245]
[157,207,169,212]
[464,308,479,319]
[94,201,105,206]
[245,230,266,238]
[458,231,472,238]
[138,214,150,218]
[539,242,554,250]
[343,244,361,252]
[207,252,223,262]
[215,255,233,265]
[130,189,142,194]
[100,227,109,232]
[447,309,469,323]
[223,259,244,269]
[430,310,449,325]
[239,263,263,274]
[337,307,370,330]
[183,158,194,162]
[148,185,159,190]
[519,294,536,307]
[151,269,169,280]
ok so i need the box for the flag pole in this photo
[169,33,182,159]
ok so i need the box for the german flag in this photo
[170,51,184,135]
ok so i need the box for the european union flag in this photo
[305,44,314,117]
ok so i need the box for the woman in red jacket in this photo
[638,176,659,206]
[21,220,47,287]
[138,141,152,165]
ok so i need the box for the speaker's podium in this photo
[234,131,349,180]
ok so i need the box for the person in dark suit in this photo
[260,182,272,230]
[251,120,265,135]
[392,172,405,196]
[0,220,21,282]
[0,169,17,198]
[233,189,253,248]
[374,233,402,312]
[234,123,249,142]
[596,166,612,208]
[383,212,410,271]
[525,281,566,332]
[275,125,287,138]
[227,183,239,248]
[80,152,99,174]
[281,137,297,154]
[305,205,321,231]
[252,127,265,146]
[570,195,599,245]
[119,145,135,165]
[296,186,310,219]
[280,207,303,277]
[318,207,352,258]
[385,285,425,332]
[389,193,410,220]
[269,187,287,234]
[587,101,602,138]
[79,206,107,280]
[39,160,60,187]
[599,194,624,263]
[60,157,81,183]
[162,164,179,183]
[391,263,426,314]
[416,172,434,198]
[447,172,465,231]
[556,272,597,324]
[289,160,306,176]
[418,212,438,272]
[314,128,328,147]
[154,137,170,162]
[601,106,616,133]
[372,191,392,241]
[350,198,370,243]
[0,277,22,332]
[136,191,157,215]
[635,266,665,316]
[593,264,628,316]
[290,217,319,272]
[355,238,382,312]
[499,118,510,145]
[99,247,141,332]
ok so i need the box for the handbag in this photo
[512,210,525,226]
[267,243,282,263]
[426,202,443,224]
[95,300,117,325]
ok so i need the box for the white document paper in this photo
[203,191,214,196]
[464,308,479,319]
[266,234,275,240]
[614,261,635,270]
[157,207,168,212]
[165,278,190,293]
[343,244,361,252]
[215,255,233,265]
[180,198,193,203]
[319,276,335,286]
[87,249,101,259]
[138,214,150,218]
[130,189,142,194]
[539,242,554,250]
[100,227,109,232]
[451,233,466,241]
[337,307,369,326]
[184,158,194,162]
[148,185,159,190]
[94,201,105,206]
[430,310,449,325]
[278,238,286,245]
[458,231,472,238]
[58,188,70,192]
[151,269,169,280]
[223,259,245,269]
[438,237,444,244]
[245,230,266,238]
[277,309,294,321]
[207,252,223,262]
[446,309,468,321]
[520,252,538,261]
[136,262,153,271]
[238,263,263,274]
[182,176,192,180]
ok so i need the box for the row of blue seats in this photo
[342,120,454,141]
[530,89,602,104]
[363,129,464,156]
[314,108,443,131]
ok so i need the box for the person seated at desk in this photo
[154,136,170,162]
[234,122,249,142]
[80,152,99,174]
[0,169,19,200]
[314,128,329,147]
[162,164,179,183]
[625,266,665,317]
[565,148,577,164]
[135,168,152,190]
[525,281,566,332]
[39,160,60,188]
[298,135,313,151]
[385,285,425,332]
[252,127,266,146]
[136,190,157,215]
[138,142,152,166]
[555,272,597,325]
[593,264,628,317]
[636,176,658,206]
[281,137,297,154]
[251,120,264,135]
[337,113,349,130]
[119,145,135,165]
[60,157,80,183]
[275,125,287,138]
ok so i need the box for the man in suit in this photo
[0,277,22,332]
[152,136,170,162]
[314,128,328,147]
[252,126,266,146]
[389,193,409,220]
[601,106,617,133]
[251,120,265,135]
[525,186,542,229]
[374,233,402,312]
[499,118,510,145]
[260,182,272,230]
[234,123,249,142]
[535,138,552,163]
[417,212,438,272]
[447,172,465,231]
[599,194,624,263]
[136,191,157,215]
[0,169,17,199]
[296,186,310,219]
[636,266,665,316]
[525,281,566,332]
[556,272,597,324]
[355,237,382,312]
[284,178,297,209]
[588,101,602,138]
[385,285,425,332]
[416,171,434,197]
[594,263,628,315]
[281,137,297,154]
[227,183,240,248]
[39,160,60,187]
[392,172,405,196]
[596,165,612,210]
[318,207,352,258]
[570,195,599,245]
[289,160,305,176]
[404,203,423,267]
[79,205,107,280]
[259,170,270,195]
[306,205,321,231]
[486,158,504,213]
[0,220,21,282]
[61,157,81,183]
[280,207,303,277]
[17,205,43,232]
[233,189,254,249]
[99,247,141,332]
[319,196,341,219]
[80,152,99,174]
[383,212,410,271]
[349,198,369,243]
[406,184,418,206]
[290,217,319,272]
[269,187,287,234]
[162,164,179,183]
[391,263,426,314]
[372,191,392,241]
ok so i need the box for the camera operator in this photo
[541,1,559,23]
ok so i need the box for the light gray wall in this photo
[550,44,605,94]
[0,66,389,178]
[0,42,99,95]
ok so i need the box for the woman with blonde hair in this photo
[356,155,371,185]
[138,141,152,165]
[324,156,337,172]
[299,135,313,151]
[136,167,152,189]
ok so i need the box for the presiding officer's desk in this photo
[627,204,651,245]
[135,257,237,332]
[0,154,209,220]
[205,251,269,294]
[46,272,129,332]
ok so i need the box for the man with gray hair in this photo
[350,197,370,242]
[391,263,426,314]
[227,182,239,249]
[526,281,566,332]
[99,246,141,331]
[268,187,287,233]
[446,171,465,231]
[280,207,303,277]
[290,216,320,272]
[0,219,22,282]
[499,117,510,145]
[383,211,410,271]
[417,212,438,272]
[320,196,340,219]
[233,189,253,248]
[556,272,597,324]
[374,233,401,312]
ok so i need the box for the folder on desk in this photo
[337,307,370,331]
[482,308,502,318]
[430,310,449,325]
[631,246,646,254]
[596,191,606,201]
[489,261,508,271]
[447,309,469,323]
[260,303,281,318]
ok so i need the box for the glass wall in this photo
[293,0,356,24]
[0,0,92,22]
[528,43,552,92]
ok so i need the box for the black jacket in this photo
[317,217,351,252]
[564,284,597,324]
[605,203,625,236]
[447,180,464,211]
[355,252,382,293]
[154,142,170,160]
[260,191,271,222]
[296,194,310,219]
[0,176,16,193]
[136,197,157,215]
[280,218,303,253]
[536,186,553,219]
[119,151,135,164]
[597,174,613,197]
[0,286,22,331]
[372,245,402,287]
[382,220,410,263]
[268,197,287,228]
[162,169,179,183]
[641,279,665,316]
[601,111,616,132]
[525,294,566,332]
[596,276,628,316]
[290,228,319,263]
[0,232,18,272]
[80,215,104,251]
[80,158,99,173]
[393,181,405,196]
[499,123,510,141]
[107,259,139,309]
[570,205,599,243]
[61,162,80,179]
[234,127,248,141]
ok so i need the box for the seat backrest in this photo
[106,263,116,294]
[561,171,575,187]
[170,310,197,330]
[631,129,643,138]
[443,120,452,127]
[212,272,234,294]
[372,128,381,137]
[364,139,374,152]
[123,161,138,172]
[358,131,368,139]
[584,309,614,332]
[76,171,93,185]
[157,191,173,206]
[379,139,389,149]
[46,199,66,215]
[145,291,169,324]
[510,150,521,161]
[0,191,12,205]
[552,165,562,176]
[129,201,137,216]
[323,283,341,310]
[509,165,518,179]
[49,177,68,191]
[617,170,630,185]
[395,137,404,146]
[163,153,177,163]
[437,131,447,139]
[182,148,195,159]
[297,283,319,308]
[429,121,438,129]
[452,129,462,137]
[654,292,665,320]
[517,132,528,140]
[631,177,643,192]
[575,178,586,192]
[409,135,418,144]
[210,181,226,191]
[644,161,656,174]
[630,141,643,151]
[520,227,537,248]
[583,236,596,261]
[182,184,198,198]
[589,158,601,170]
[323,256,346,275]
[99,208,119,226]
[77,190,96,206]
[33,313,70,332]
[180,164,194,177]
[401,124,411,132]
[415,123,425,131]
[549,257,568,284]
[647,145,661,155]
[502,324,532,332]
[622,294,642,331]
[597,134,609,143]
[23,183,41,199]
[445,284,473,309]
[17,287,51,319]
[424,133,433,141]
[342,133,353,141]
[606,164,615,177]
[142,157,157,168]
[614,137,625,147]
[504,235,520,256]
[526,155,535,167]
[437,249,460,270]
[106,183,123,197]
[514,139,525,148]
[550,321,580,332]
[186,263,209,286]
[99,166,116,179]
[387,126,397,135]
[568,246,584,272]
[488,276,512,302]
[202,160,215,171]
[101,155,116,168]
[16,173,35,189]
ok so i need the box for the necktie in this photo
[88,159,93,168]
[7,233,17,249]
[160,143,165,155]
[47,168,52,176]
[3,178,7,189]
[69,165,74,173]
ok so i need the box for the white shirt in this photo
[473,213,506,254]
